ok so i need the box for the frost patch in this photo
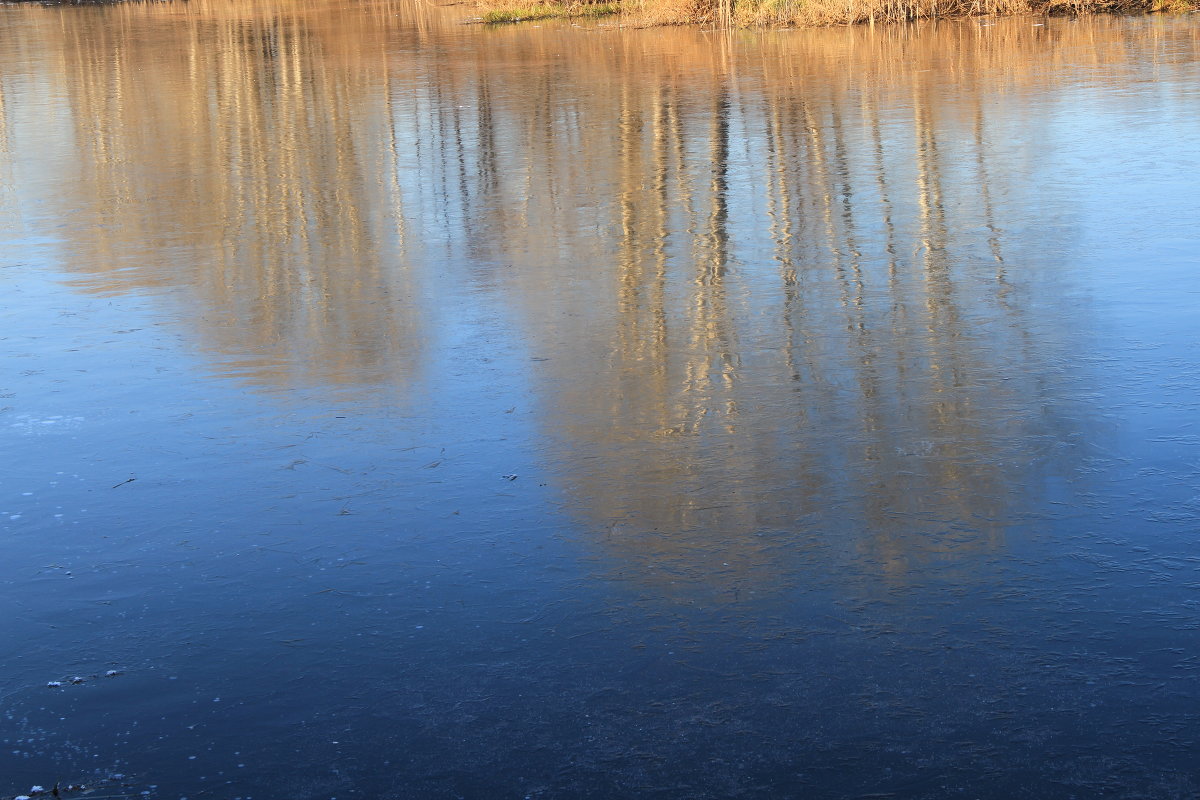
[9,415,86,436]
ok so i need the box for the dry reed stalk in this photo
[536,0,1196,25]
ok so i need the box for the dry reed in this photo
[480,0,1197,26]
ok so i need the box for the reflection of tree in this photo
[422,19,1172,595]
[0,77,11,219]
[3,0,431,389]
[3,4,1192,590]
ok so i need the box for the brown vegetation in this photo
[480,0,1197,26]
[480,0,618,23]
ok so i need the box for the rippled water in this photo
[2,2,1199,797]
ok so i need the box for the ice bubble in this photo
[46,681,63,687]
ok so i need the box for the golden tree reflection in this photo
[2,3,1195,591]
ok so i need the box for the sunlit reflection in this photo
[1,2,1196,591]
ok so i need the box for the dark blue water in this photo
[2,3,1200,797]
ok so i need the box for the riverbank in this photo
[476,0,1196,26]
[480,1,617,23]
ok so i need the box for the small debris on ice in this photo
[502,474,518,481]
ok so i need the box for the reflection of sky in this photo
[1039,77,1200,501]
[3,8,1200,795]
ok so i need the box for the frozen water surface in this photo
[1,2,1199,797]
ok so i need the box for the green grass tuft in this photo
[482,1,620,22]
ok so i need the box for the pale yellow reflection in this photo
[1,2,1195,592]
[438,16,1195,595]
[0,0,447,388]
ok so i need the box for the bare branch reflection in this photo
[3,3,1196,595]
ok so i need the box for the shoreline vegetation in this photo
[475,0,1197,26]
[480,0,618,21]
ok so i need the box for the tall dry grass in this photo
[489,0,1197,26]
